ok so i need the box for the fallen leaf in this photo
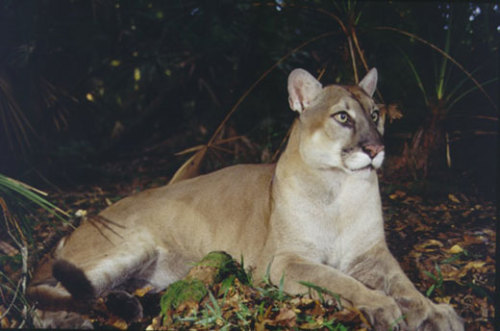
[309,300,325,316]
[134,285,153,297]
[414,239,443,252]
[448,194,460,203]
[0,240,19,256]
[255,319,271,331]
[448,244,464,254]
[379,103,403,123]
[1,314,10,329]
[109,317,128,330]
[463,261,486,270]
[299,315,324,329]
[389,190,406,200]
[275,307,296,322]
[463,234,487,245]
[414,223,432,232]
[434,296,451,304]
[403,195,423,204]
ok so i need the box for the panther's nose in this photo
[362,144,384,158]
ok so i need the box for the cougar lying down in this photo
[28,68,463,330]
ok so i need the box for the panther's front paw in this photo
[357,290,406,330]
[399,296,463,331]
[420,302,463,331]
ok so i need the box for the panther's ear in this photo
[287,69,322,113]
[359,68,378,97]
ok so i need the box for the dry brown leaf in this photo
[463,261,486,270]
[300,297,314,306]
[414,239,443,252]
[0,240,19,256]
[434,296,452,304]
[133,285,153,297]
[299,315,324,329]
[379,103,403,123]
[485,256,495,264]
[444,260,490,280]
[255,319,271,331]
[275,307,296,322]
[334,306,369,325]
[1,308,11,329]
[108,316,128,330]
[403,195,423,204]
[439,264,461,281]
[309,300,325,316]
[389,190,406,200]
[176,301,199,315]
[223,291,241,308]
[145,317,160,330]
[448,194,461,203]
[448,244,464,254]
[463,234,487,245]
[414,223,432,232]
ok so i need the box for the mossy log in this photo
[160,251,247,313]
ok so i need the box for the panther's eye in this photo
[371,110,379,123]
[333,111,351,125]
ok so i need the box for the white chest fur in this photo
[273,168,385,271]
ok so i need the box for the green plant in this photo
[424,263,444,297]
[234,301,252,326]
[0,173,68,327]
[376,4,497,178]
[397,40,497,177]
[198,291,229,328]
[256,260,290,303]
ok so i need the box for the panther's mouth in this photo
[343,150,385,172]
[355,165,373,171]
[348,164,374,173]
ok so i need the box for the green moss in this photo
[196,251,236,283]
[197,251,233,268]
[160,251,252,321]
[160,279,207,314]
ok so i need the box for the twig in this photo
[0,277,22,320]
[20,242,29,326]
[351,29,385,103]
[347,35,358,83]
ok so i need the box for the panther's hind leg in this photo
[28,227,160,328]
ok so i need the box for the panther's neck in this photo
[274,120,379,205]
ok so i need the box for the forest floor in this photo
[0,153,496,330]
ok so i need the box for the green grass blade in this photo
[397,48,429,106]
[447,78,499,111]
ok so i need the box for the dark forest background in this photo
[0,0,498,196]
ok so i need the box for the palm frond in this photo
[375,26,498,111]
